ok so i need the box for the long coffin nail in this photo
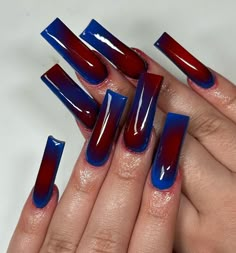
[86,90,127,166]
[41,18,108,84]
[80,19,147,79]
[33,136,65,208]
[41,64,99,129]
[151,113,189,190]
[124,73,163,152]
[154,32,215,89]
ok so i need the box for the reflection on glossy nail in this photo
[151,113,189,190]
[33,136,65,208]
[124,73,163,152]
[41,18,108,84]
[86,90,127,166]
[80,19,147,79]
[41,64,99,129]
[154,32,215,88]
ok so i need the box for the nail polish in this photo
[124,73,163,152]
[154,32,215,89]
[41,64,99,129]
[41,18,108,84]
[80,19,147,79]
[86,90,127,166]
[33,136,65,208]
[151,113,189,190]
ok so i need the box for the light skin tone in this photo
[76,50,236,252]
[7,48,236,253]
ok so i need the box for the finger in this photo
[154,32,236,124]
[174,194,200,253]
[79,20,236,172]
[188,72,236,124]
[129,173,181,253]
[40,90,126,252]
[179,133,231,212]
[8,135,64,253]
[41,18,135,127]
[77,73,162,253]
[129,112,189,253]
[41,64,99,137]
[7,188,58,253]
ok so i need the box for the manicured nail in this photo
[124,73,163,152]
[154,32,215,89]
[80,19,147,79]
[33,136,65,208]
[151,113,189,190]
[41,64,99,129]
[86,90,127,166]
[41,18,108,84]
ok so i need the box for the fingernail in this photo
[151,113,189,190]
[41,64,99,129]
[41,18,108,84]
[33,136,65,208]
[86,90,127,166]
[124,73,163,152]
[80,19,147,79]
[154,32,215,89]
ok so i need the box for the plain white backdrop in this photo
[1,0,236,251]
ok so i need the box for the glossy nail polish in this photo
[86,90,127,166]
[41,18,108,84]
[154,32,215,88]
[33,136,65,208]
[80,19,147,79]
[41,64,99,129]
[124,73,163,152]
[151,113,189,190]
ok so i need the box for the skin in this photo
[7,47,236,252]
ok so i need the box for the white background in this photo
[1,0,236,251]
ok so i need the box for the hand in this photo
[38,19,236,252]
[8,85,183,252]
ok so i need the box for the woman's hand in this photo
[39,18,236,252]
[8,80,185,252]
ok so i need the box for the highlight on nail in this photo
[80,19,147,79]
[124,73,163,152]
[41,64,99,129]
[33,136,65,208]
[151,113,189,190]
[154,32,215,89]
[41,18,108,84]
[86,90,127,167]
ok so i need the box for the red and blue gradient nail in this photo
[33,136,65,208]
[86,90,127,167]
[80,19,147,79]
[41,18,108,85]
[151,113,189,190]
[154,32,215,89]
[41,64,99,130]
[124,73,163,152]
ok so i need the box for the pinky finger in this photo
[7,187,58,253]
[129,113,189,253]
[7,136,65,253]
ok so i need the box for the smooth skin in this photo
[8,48,236,252]
[75,49,236,252]
[8,126,181,252]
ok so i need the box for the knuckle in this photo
[44,232,77,253]
[191,112,223,139]
[88,228,122,253]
